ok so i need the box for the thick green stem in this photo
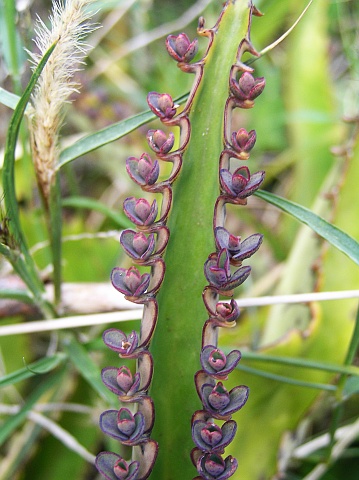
[149,2,252,478]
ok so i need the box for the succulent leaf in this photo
[200,345,241,377]
[214,300,240,323]
[111,266,151,297]
[214,228,264,263]
[166,33,198,63]
[126,154,159,186]
[192,419,237,452]
[102,329,139,357]
[147,92,177,120]
[196,452,238,480]
[201,382,249,418]
[99,409,146,445]
[101,366,141,397]
[120,230,156,262]
[96,452,140,480]
[147,129,175,155]
[230,128,256,159]
[123,197,158,226]
[204,250,251,291]
[230,71,265,108]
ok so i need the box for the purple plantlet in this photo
[113,458,138,480]
[103,329,139,357]
[101,366,141,397]
[120,230,156,262]
[208,382,231,410]
[205,348,226,371]
[96,452,140,480]
[200,345,241,378]
[214,227,263,263]
[196,452,238,480]
[192,419,237,453]
[215,299,240,323]
[111,266,150,298]
[166,33,198,63]
[99,408,146,445]
[220,167,265,198]
[204,249,251,291]
[230,71,265,108]
[147,129,175,155]
[201,382,249,419]
[147,92,177,120]
[123,197,158,227]
[230,128,256,159]
[126,154,159,186]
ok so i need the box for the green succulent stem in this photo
[149,2,253,478]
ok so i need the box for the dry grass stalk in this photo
[28,0,97,202]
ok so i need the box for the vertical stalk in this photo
[149,3,253,478]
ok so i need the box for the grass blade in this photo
[255,189,359,265]
[237,364,337,391]
[2,41,58,318]
[0,369,64,446]
[0,353,67,389]
[62,334,117,407]
[0,87,27,112]
[239,351,359,377]
[62,196,132,228]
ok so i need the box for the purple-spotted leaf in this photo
[96,451,140,480]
